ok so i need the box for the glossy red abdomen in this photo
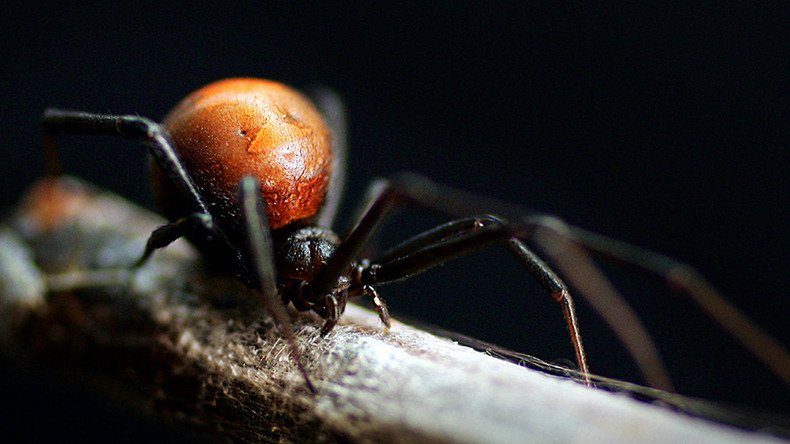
[151,78,333,234]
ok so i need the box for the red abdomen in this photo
[151,78,333,234]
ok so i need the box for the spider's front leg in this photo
[313,177,620,387]
[238,176,316,393]
[321,172,790,389]
[349,215,594,386]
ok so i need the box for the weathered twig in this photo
[0,177,783,443]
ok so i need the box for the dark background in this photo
[1,1,787,440]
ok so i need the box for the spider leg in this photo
[238,176,316,393]
[354,215,602,387]
[507,239,591,383]
[386,173,790,386]
[363,285,391,329]
[310,175,677,390]
[133,213,213,267]
[319,294,341,336]
[541,224,790,386]
[308,88,348,230]
[40,109,246,269]
[41,108,210,215]
[322,172,789,387]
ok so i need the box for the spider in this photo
[41,78,789,393]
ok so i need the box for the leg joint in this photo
[119,116,161,139]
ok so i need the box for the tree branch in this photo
[0,177,782,443]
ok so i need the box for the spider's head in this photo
[275,225,350,313]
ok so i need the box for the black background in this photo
[1,1,787,440]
